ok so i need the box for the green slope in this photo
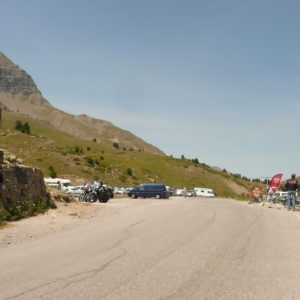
[0,111,252,198]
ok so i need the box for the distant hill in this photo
[0,52,163,154]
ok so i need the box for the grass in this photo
[0,111,255,198]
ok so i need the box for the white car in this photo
[175,189,184,196]
[66,186,85,197]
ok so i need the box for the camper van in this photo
[194,187,215,197]
[44,178,72,190]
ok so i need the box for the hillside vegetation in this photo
[0,111,252,198]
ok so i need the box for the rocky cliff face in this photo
[0,53,50,105]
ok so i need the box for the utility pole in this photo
[259,176,272,186]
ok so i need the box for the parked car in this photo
[66,186,85,197]
[114,187,127,194]
[175,189,184,196]
[128,184,169,199]
[166,186,176,196]
[186,190,196,197]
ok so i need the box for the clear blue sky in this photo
[1,0,300,178]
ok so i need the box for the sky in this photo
[1,0,300,179]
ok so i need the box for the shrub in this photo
[0,194,56,223]
[85,157,95,166]
[74,157,80,166]
[74,146,83,154]
[15,120,23,131]
[0,206,9,225]
[126,168,133,176]
[14,120,31,134]
[84,156,100,167]
[118,175,127,182]
[23,122,31,134]
[112,142,119,149]
[48,166,57,178]
[192,158,199,164]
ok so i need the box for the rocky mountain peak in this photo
[0,52,50,105]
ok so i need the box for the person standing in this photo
[57,181,61,190]
[284,174,299,211]
[183,187,187,198]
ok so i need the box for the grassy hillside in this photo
[0,112,253,198]
[0,92,163,154]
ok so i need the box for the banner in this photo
[267,174,283,201]
[269,174,283,187]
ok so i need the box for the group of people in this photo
[264,173,299,211]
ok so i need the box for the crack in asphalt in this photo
[99,209,217,299]
[162,208,263,299]
[5,220,144,300]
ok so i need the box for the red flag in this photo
[269,174,283,187]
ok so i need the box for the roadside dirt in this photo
[0,199,130,248]
[223,178,249,195]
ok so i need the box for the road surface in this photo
[1,197,300,299]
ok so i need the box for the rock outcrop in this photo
[0,53,50,105]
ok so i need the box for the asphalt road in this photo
[2,197,300,300]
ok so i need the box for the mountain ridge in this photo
[0,52,163,154]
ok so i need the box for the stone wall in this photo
[0,164,48,205]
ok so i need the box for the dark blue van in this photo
[128,184,169,199]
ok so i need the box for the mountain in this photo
[0,52,163,154]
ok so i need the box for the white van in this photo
[194,188,215,197]
[44,178,72,190]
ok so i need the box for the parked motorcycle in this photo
[79,181,114,203]
[79,184,93,202]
